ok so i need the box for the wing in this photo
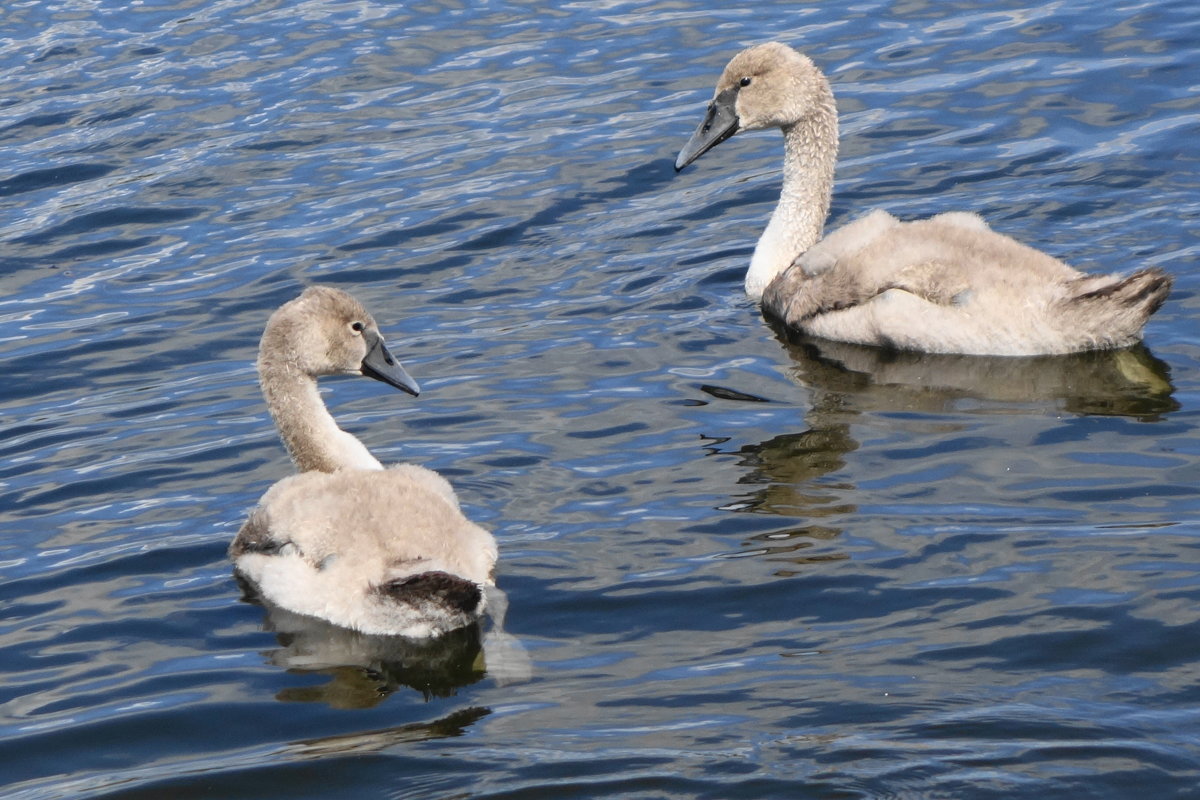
[232,468,497,584]
[230,506,296,559]
[764,210,1081,330]
[763,258,968,328]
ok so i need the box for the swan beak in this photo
[361,332,420,397]
[675,87,740,171]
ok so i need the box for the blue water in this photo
[2,0,1199,797]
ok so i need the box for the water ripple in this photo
[0,0,1197,798]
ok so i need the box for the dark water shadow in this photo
[112,707,492,797]
[287,706,491,757]
[700,417,859,573]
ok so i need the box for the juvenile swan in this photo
[230,286,498,637]
[675,42,1171,356]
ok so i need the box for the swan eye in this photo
[350,321,365,334]
[739,76,752,87]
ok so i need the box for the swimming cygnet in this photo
[675,42,1170,356]
[230,286,498,637]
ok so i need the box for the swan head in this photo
[260,286,420,396]
[675,42,828,170]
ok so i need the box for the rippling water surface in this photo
[3,1,1199,797]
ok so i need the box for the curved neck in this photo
[259,361,382,473]
[745,94,838,300]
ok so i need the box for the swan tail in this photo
[230,509,287,558]
[1062,267,1172,348]
[379,571,483,616]
[1069,267,1172,317]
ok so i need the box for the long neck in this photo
[259,360,382,473]
[745,95,838,300]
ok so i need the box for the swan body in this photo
[230,286,497,637]
[675,42,1170,356]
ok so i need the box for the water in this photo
[2,0,1198,797]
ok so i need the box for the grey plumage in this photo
[676,43,1170,356]
[231,287,497,637]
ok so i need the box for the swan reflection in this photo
[238,579,530,707]
[703,334,1176,570]
[777,334,1177,419]
[260,603,486,707]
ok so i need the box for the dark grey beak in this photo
[361,330,420,397]
[675,87,740,171]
